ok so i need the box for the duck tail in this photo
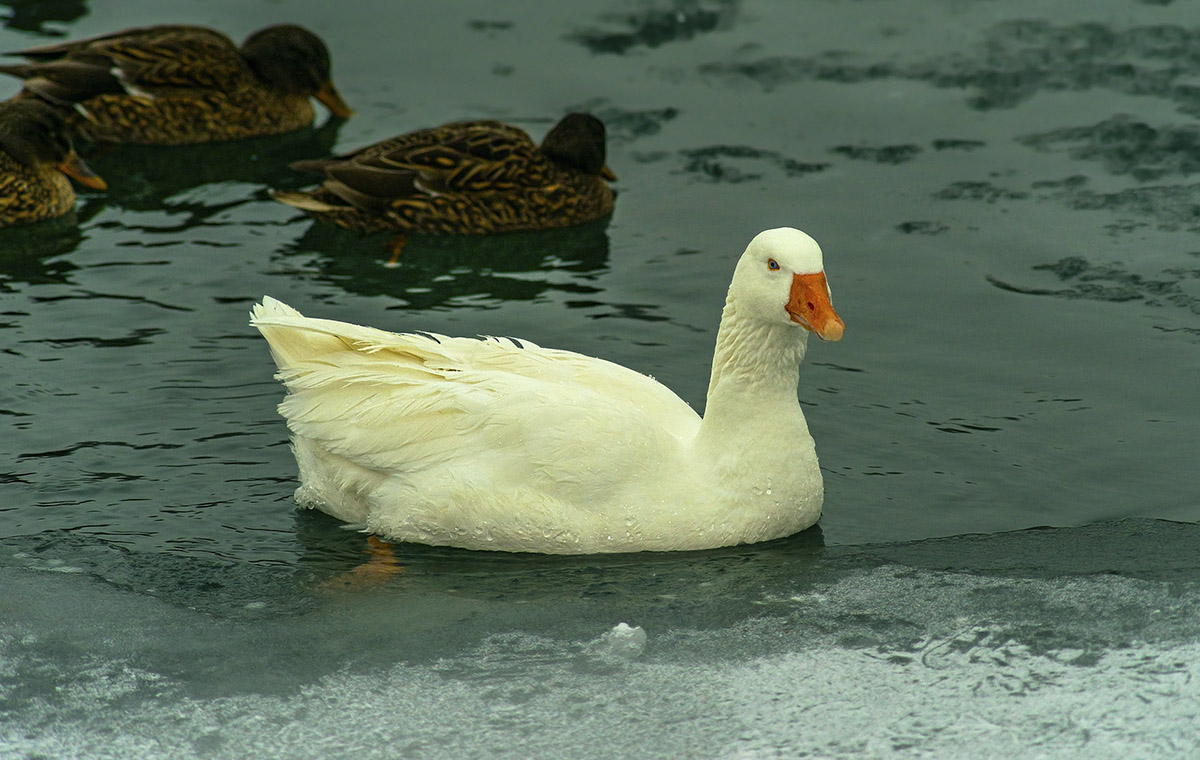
[269,189,339,213]
[0,63,36,80]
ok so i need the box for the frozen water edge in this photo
[2,622,1197,759]
[2,554,1198,760]
[6,648,1199,760]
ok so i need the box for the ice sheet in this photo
[3,520,1198,759]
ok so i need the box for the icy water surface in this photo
[2,0,1199,757]
[3,520,1199,758]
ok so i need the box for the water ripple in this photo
[988,256,1200,323]
[570,0,739,55]
[677,145,827,183]
[832,144,923,165]
[1021,116,1200,181]
[700,20,1200,114]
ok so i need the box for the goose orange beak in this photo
[315,80,354,118]
[785,271,844,341]
[57,151,107,190]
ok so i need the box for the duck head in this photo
[0,100,106,189]
[539,112,617,180]
[241,24,353,118]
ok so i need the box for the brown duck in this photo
[0,23,352,145]
[271,113,616,257]
[0,99,107,227]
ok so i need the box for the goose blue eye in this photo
[767,258,780,271]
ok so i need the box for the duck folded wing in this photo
[383,143,547,194]
[3,27,246,99]
[312,164,420,214]
[294,121,549,195]
[5,25,215,59]
[0,60,123,105]
[338,121,530,164]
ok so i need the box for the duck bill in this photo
[785,272,845,342]
[315,80,354,118]
[601,165,617,181]
[57,151,107,190]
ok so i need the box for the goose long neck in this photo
[705,299,808,405]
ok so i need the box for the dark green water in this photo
[1,1,1198,757]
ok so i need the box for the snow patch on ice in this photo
[589,622,647,660]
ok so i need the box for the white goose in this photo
[252,227,845,554]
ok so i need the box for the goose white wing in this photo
[251,297,701,506]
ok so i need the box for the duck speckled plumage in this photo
[0,99,106,227]
[0,23,352,145]
[271,113,616,241]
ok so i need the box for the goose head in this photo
[729,227,844,341]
